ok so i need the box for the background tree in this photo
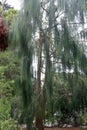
[0,0,18,51]
[0,3,20,129]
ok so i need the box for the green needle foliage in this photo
[11,0,87,129]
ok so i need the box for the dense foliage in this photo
[0,3,19,129]
[0,51,20,129]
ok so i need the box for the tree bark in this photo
[35,27,44,130]
[36,116,44,130]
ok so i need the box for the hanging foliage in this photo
[11,0,87,129]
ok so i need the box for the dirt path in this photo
[44,127,80,130]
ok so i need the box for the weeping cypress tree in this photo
[11,0,87,129]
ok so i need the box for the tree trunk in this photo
[36,116,44,130]
[35,27,44,130]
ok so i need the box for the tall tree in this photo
[11,0,87,129]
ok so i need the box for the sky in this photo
[0,0,21,10]
[7,0,21,9]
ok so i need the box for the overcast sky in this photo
[7,0,21,9]
[0,0,21,10]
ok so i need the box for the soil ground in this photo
[44,127,80,130]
